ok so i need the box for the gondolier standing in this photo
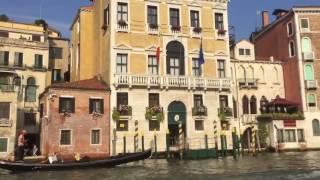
[16,130,27,161]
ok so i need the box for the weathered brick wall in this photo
[40,89,110,158]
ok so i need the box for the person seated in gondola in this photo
[15,130,27,161]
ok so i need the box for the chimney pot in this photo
[262,11,270,28]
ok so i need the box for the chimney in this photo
[262,11,270,28]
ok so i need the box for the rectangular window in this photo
[116,54,127,74]
[0,31,9,38]
[52,69,61,82]
[49,47,63,59]
[89,98,104,114]
[287,22,293,36]
[194,95,203,108]
[300,19,309,29]
[277,129,284,143]
[195,120,204,131]
[190,10,200,28]
[192,58,201,77]
[116,120,128,131]
[168,57,180,76]
[0,51,9,66]
[308,94,316,108]
[14,52,23,67]
[149,120,160,131]
[147,6,158,25]
[32,35,41,42]
[215,13,224,30]
[148,55,158,75]
[239,48,244,55]
[219,95,228,108]
[91,129,101,145]
[170,8,180,27]
[24,113,36,126]
[149,93,159,107]
[217,59,226,78]
[0,102,10,119]
[297,129,305,142]
[103,6,110,28]
[284,129,296,142]
[0,138,8,152]
[117,93,128,108]
[59,97,75,113]
[34,54,43,68]
[245,49,251,55]
[117,2,128,22]
[60,130,71,145]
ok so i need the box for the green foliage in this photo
[145,106,164,122]
[257,113,305,121]
[34,19,48,28]
[112,108,120,121]
[258,122,269,147]
[0,14,9,22]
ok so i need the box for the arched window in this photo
[302,37,312,53]
[260,96,268,113]
[25,77,36,102]
[312,119,320,136]
[14,77,21,86]
[250,96,257,114]
[289,41,295,57]
[247,66,254,79]
[239,66,246,79]
[304,64,314,81]
[166,41,185,76]
[242,95,249,114]
[260,66,265,82]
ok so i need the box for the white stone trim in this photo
[59,129,72,146]
[299,18,310,33]
[90,128,102,145]
[0,137,9,153]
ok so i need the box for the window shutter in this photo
[71,98,75,113]
[4,51,9,65]
[59,98,63,113]
[89,99,93,114]
[166,58,170,75]
[100,99,104,114]
[180,57,185,75]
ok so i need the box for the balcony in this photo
[31,65,47,72]
[170,25,181,34]
[145,106,164,121]
[218,107,233,122]
[305,80,318,90]
[146,24,159,35]
[0,37,48,49]
[114,74,231,90]
[238,78,258,88]
[216,29,227,40]
[303,52,315,61]
[0,64,27,71]
[192,106,207,116]
[0,84,16,92]
[116,20,129,32]
[0,118,11,127]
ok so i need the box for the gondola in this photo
[0,149,152,172]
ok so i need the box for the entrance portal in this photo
[167,101,186,148]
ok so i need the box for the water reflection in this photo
[1,152,320,180]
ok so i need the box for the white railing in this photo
[190,28,202,38]
[241,114,257,125]
[305,80,318,89]
[303,52,315,61]
[146,24,159,35]
[114,74,231,90]
[116,23,129,32]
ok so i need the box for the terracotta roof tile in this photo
[50,77,109,91]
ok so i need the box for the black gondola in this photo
[0,149,152,172]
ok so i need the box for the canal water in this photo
[1,151,320,180]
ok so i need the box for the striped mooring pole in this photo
[134,120,138,152]
[213,121,218,158]
[251,125,256,155]
[179,121,183,160]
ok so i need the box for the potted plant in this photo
[112,108,120,121]
[118,19,127,27]
[145,106,164,121]
[218,29,226,35]
[193,27,202,33]
[149,23,158,29]
[171,25,181,31]
[119,104,132,115]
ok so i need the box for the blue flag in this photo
[198,41,204,65]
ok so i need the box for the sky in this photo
[0,0,319,40]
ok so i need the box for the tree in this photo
[34,19,48,29]
[0,14,9,22]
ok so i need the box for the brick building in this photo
[39,77,110,158]
[251,6,320,150]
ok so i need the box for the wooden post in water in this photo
[123,135,126,154]
[112,128,117,156]
[134,120,138,152]
[247,129,251,153]
[154,134,157,157]
[141,133,145,152]
[166,129,170,158]
[205,134,208,150]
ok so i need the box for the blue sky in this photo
[0,0,319,40]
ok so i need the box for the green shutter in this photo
[308,94,316,103]
[302,38,312,53]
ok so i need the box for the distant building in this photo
[0,19,69,158]
[39,77,110,158]
[72,0,233,155]
[251,6,320,150]
[230,40,285,149]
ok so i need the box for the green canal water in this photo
[1,151,320,180]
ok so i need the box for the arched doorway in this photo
[242,127,253,149]
[166,41,185,76]
[167,101,186,147]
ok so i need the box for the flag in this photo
[198,40,204,65]
[156,47,160,63]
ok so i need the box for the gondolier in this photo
[16,130,27,161]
